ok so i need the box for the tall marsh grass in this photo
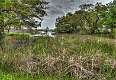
[0,33,116,80]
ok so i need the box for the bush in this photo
[7,33,31,40]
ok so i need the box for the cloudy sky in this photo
[41,0,113,29]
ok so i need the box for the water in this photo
[41,0,113,29]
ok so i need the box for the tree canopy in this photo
[55,1,116,37]
[0,0,48,45]
[0,0,48,34]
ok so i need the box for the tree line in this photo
[55,0,116,37]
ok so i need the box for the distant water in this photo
[41,0,113,29]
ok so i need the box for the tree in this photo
[100,1,116,37]
[55,1,116,37]
[0,0,48,49]
[55,5,98,34]
[55,12,80,33]
[0,0,48,34]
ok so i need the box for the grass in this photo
[0,33,116,80]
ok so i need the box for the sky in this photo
[41,0,113,29]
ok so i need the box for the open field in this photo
[1,0,116,80]
[0,33,116,80]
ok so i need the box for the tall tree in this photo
[0,0,48,48]
[0,0,48,34]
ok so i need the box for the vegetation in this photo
[0,34,116,80]
[0,0,116,80]
[55,1,116,38]
[0,0,47,40]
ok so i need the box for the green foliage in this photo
[55,1,116,36]
[55,10,99,34]
[8,32,31,40]
[0,0,48,43]
[0,0,47,28]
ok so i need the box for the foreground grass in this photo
[0,71,58,80]
[0,33,116,80]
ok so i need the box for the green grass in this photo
[0,70,76,80]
